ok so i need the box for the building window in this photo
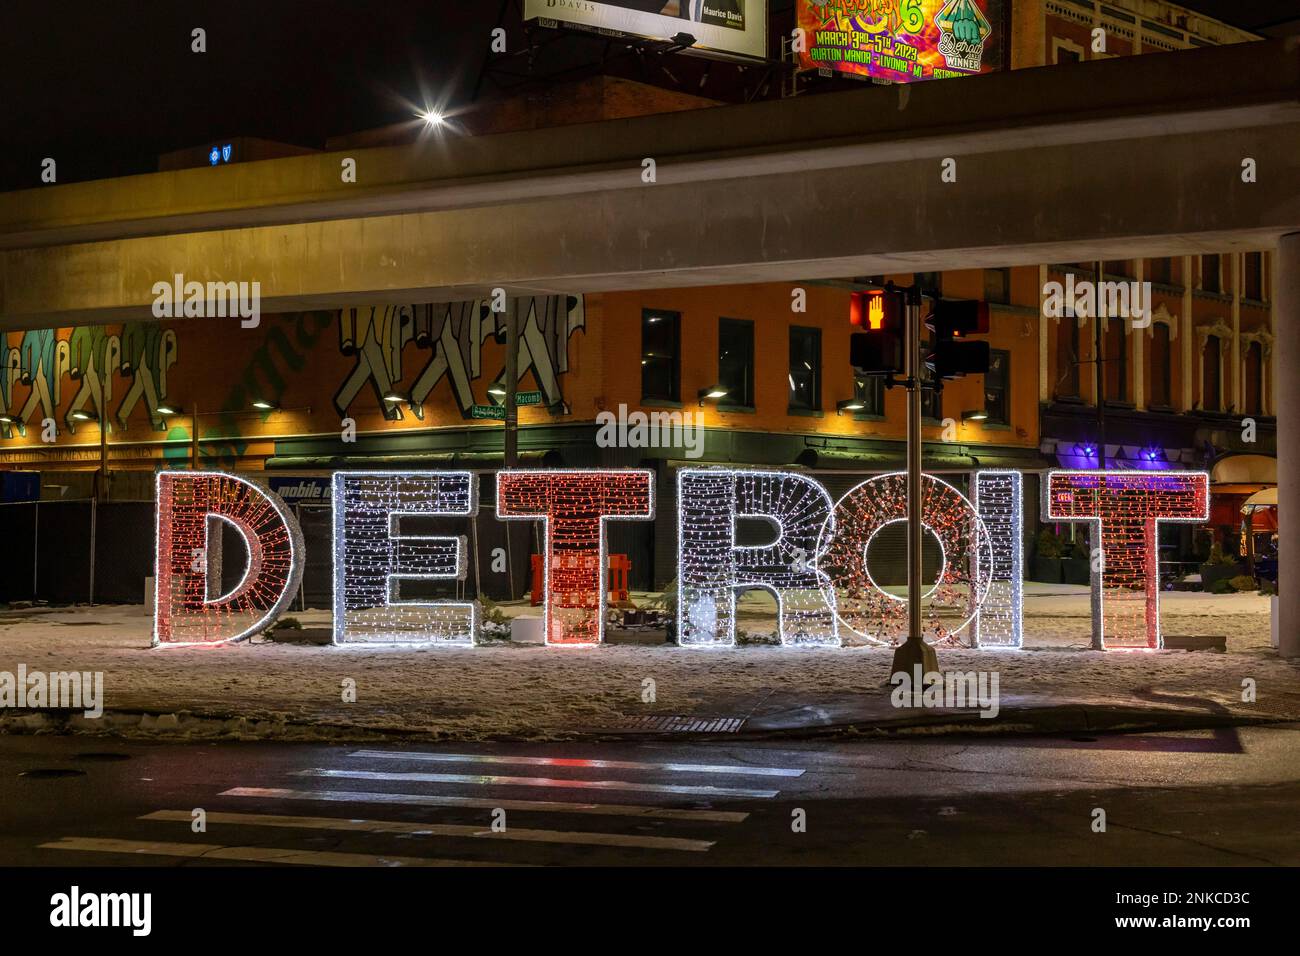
[1053,40,1083,64]
[1055,319,1081,399]
[984,349,1010,425]
[1148,257,1173,285]
[984,268,1011,305]
[1202,254,1221,293]
[925,385,943,421]
[915,272,942,299]
[641,309,680,402]
[718,318,754,408]
[1104,316,1127,403]
[1244,252,1264,301]
[1105,260,1132,279]
[1244,341,1264,416]
[1149,323,1173,408]
[854,376,884,417]
[788,326,821,411]
[1202,335,1222,411]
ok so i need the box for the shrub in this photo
[1206,543,1237,566]
[1036,529,1062,559]
[1208,578,1233,595]
[1229,575,1258,592]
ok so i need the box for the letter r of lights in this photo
[497,470,654,646]
[1045,470,1209,649]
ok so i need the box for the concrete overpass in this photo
[1,39,1299,657]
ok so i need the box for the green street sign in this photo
[516,390,543,406]
[471,404,506,420]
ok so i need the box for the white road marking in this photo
[348,750,805,778]
[299,768,780,798]
[39,837,508,868]
[142,809,714,852]
[221,786,750,823]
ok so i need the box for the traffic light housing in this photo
[850,288,906,375]
[926,298,990,381]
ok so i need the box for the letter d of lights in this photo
[497,469,654,646]
[1045,470,1209,649]
[154,472,304,646]
[333,472,477,645]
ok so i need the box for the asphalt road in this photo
[2,725,1299,866]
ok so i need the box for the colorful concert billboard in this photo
[796,0,1004,83]
[523,1,768,62]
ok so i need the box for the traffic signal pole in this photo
[892,286,938,679]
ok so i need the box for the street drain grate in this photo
[604,715,747,734]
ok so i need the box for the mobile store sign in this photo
[796,0,1002,83]
[154,468,1208,653]
[524,0,768,62]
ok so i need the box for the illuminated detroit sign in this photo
[154,468,1209,651]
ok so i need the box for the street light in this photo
[698,385,728,406]
[156,404,181,416]
[71,410,97,422]
[836,398,866,415]
[420,109,445,128]
[383,392,409,406]
[961,409,989,422]
[251,400,278,411]
[487,384,507,401]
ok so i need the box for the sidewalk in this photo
[0,590,1296,742]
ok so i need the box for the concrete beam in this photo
[1,40,1299,328]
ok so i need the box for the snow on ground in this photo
[0,586,1295,740]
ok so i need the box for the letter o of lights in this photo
[818,472,992,645]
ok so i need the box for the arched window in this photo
[1055,319,1080,399]
[1243,341,1264,416]
[1202,335,1222,411]
[1104,317,1127,403]
[1149,323,1172,408]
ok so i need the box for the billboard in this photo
[796,0,1003,83]
[524,1,768,62]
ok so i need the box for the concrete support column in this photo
[1276,233,1300,658]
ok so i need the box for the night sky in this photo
[0,0,1292,193]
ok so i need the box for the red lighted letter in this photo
[1045,470,1208,649]
[155,472,304,646]
[496,470,654,645]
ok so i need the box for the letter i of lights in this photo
[1044,469,1209,649]
[497,469,654,646]
[154,471,305,647]
[333,471,477,646]
[678,469,838,647]
[972,470,1023,648]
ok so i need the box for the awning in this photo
[265,449,561,469]
[1211,453,1276,485]
[1242,487,1278,510]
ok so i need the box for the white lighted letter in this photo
[333,471,477,645]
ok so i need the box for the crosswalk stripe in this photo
[39,837,509,868]
[347,750,805,778]
[142,810,714,852]
[299,768,780,798]
[220,786,750,823]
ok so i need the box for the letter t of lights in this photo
[497,469,654,645]
[1045,470,1209,649]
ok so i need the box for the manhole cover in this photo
[73,752,131,762]
[604,715,746,734]
[18,768,86,779]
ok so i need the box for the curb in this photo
[0,703,1291,745]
